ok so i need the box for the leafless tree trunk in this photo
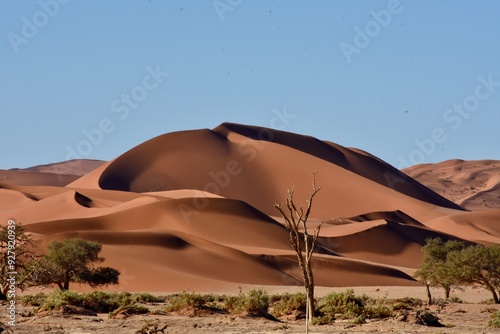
[274,174,324,324]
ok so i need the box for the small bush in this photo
[224,294,246,314]
[135,320,168,334]
[270,293,307,317]
[363,299,393,319]
[449,295,463,303]
[39,290,84,311]
[20,292,47,307]
[317,289,365,320]
[132,293,164,303]
[109,303,149,319]
[165,291,212,312]
[311,314,334,325]
[82,291,132,313]
[391,297,424,310]
[350,314,366,325]
[224,289,269,316]
[489,311,500,328]
[315,290,394,324]
[246,289,269,315]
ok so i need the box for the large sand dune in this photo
[1,123,499,292]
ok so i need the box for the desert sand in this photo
[404,159,500,211]
[8,287,500,333]
[1,123,500,332]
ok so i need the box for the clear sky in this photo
[1,0,499,170]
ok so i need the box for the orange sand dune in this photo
[317,219,463,269]
[424,209,500,245]
[83,123,464,224]
[403,159,500,211]
[2,123,498,292]
[0,181,419,290]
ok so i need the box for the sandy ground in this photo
[5,286,500,334]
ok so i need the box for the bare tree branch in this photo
[273,173,329,324]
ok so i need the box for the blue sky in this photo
[1,0,499,170]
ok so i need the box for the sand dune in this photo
[403,159,500,211]
[0,159,105,187]
[90,123,463,223]
[19,159,106,176]
[1,123,499,292]
[0,169,79,186]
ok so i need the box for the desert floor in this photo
[5,286,500,334]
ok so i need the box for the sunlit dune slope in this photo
[86,123,464,222]
[403,159,500,211]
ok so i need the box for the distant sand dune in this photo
[404,159,500,211]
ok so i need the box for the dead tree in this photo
[274,174,323,324]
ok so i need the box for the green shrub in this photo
[39,290,84,311]
[165,291,212,312]
[270,293,307,317]
[449,295,463,303]
[81,291,132,313]
[224,289,269,316]
[311,314,334,325]
[246,289,269,315]
[109,303,149,319]
[489,311,500,328]
[131,293,164,303]
[20,292,47,306]
[391,297,424,310]
[315,290,393,324]
[350,314,366,325]
[363,299,393,319]
[224,294,246,314]
[317,289,365,320]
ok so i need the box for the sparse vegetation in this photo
[20,292,48,307]
[224,289,270,316]
[38,290,84,312]
[135,320,169,334]
[20,290,154,318]
[109,303,149,319]
[165,291,213,313]
[270,292,307,318]
[0,223,39,299]
[447,244,500,304]
[489,311,500,328]
[82,291,132,313]
[415,238,500,304]
[132,292,164,303]
[27,238,120,291]
[21,287,498,331]
[313,289,393,325]
[414,238,466,303]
